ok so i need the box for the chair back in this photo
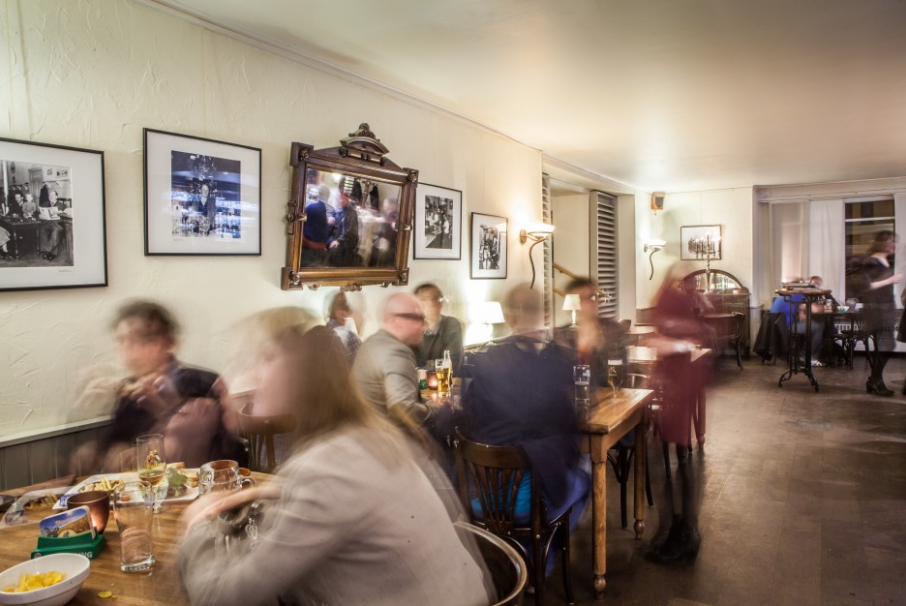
[454,434,539,538]
[455,521,527,606]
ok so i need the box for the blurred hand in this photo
[329,241,339,249]
[180,485,281,534]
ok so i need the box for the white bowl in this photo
[0,554,90,606]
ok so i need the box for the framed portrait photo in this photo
[143,128,262,255]
[413,183,462,260]
[680,224,722,260]
[470,212,507,279]
[0,137,107,292]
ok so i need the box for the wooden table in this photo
[578,387,654,599]
[0,216,39,260]
[0,474,269,605]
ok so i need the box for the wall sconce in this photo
[562,294,582,328]
[643,239,666,281]
[519,222,555,289]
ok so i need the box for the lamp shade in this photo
[562,294,582,312]
[468,301,505,325]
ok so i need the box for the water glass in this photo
[113,480,155,573]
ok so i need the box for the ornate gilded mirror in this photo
[281,124,418,290]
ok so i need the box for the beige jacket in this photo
[179,425,490,606]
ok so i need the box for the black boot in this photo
[867,379,894,396]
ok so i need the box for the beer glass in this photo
[435,359,451,395]
[113,480,155,573]
[135,434,166,513]
[606,359,623,394]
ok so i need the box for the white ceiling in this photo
[153,0,906,193]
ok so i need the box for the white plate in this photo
[0,487,70,528]
[53,471,199,509]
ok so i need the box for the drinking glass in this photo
[199,460,256,495]
[113,480,155,573]
[135,434,166,513]
[606,359,623,394]
[435,359,451,395]
[573,365,591,418]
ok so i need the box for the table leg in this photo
[592,456,607,598]
[633,419,647,539]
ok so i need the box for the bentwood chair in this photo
[454,521,528,606]
[237,400,295,473]
[454,434,575,606]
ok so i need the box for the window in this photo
[844,198,895,300]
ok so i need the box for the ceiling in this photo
[153,0,906,193]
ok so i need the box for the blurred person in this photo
[178,316,492,606]
[37,186,64,261]
[328,190,360,266]
[413,283,464,372]
[325,291,361,363]
[769,291,825,366]
[368,197,399,267]
[646,263,711,564]
[85,300,244,471]
[554,277,627,383]
[857,231,902,395]
[301,184,330,266]
[463,285,590,545]
[352,293,440,427]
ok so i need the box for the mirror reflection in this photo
[301,168,401,268]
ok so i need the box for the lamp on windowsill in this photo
[465,301,506,344]
[562,294,582,328]
[519,222,555,289]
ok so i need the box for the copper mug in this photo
[199,460,256,495]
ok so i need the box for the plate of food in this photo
[53,466,200,509]
[0,487,70,528]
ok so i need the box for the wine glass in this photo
[135,434,166,513]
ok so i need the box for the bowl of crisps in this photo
[0,553,90,606]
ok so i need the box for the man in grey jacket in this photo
[353,293,438,426]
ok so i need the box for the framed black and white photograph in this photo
[413,183,461,260]
[0,137,107,292]
[681,224,722,260]
[470,212,507,279]
[144,129,261,255]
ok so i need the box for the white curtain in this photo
[770,202,808,285]
[808,199,844,299]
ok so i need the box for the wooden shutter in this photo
[592,191,618,318]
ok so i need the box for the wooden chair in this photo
[236,401,295,473]
[608,372,654,528]
[454,521,528,606]
[454,434,575,606]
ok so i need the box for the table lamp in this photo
[563,294,582,328]
[466,301,505,343]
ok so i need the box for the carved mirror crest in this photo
[282,124,418,290]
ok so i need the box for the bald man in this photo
[352,293,436,426]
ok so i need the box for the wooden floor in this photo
[545,356,906,605]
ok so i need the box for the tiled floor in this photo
[544,356,906,605]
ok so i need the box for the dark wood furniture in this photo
[776,288,831,392]
[687,269,752,356]
[702,312,746,369]
[237,401,295,473]
[0,216,40,260]
[454,521,528,606]
[454,435,574,606]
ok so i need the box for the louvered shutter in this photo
[592,192,618,318]
[541,174,554,330]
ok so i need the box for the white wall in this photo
[0,0,543,438]
[634,187,755,309]
[550,193,589,325]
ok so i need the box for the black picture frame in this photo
[143,128,262,256]
[413,183,462,260]
[0,137,107,292]
[470,212,507,279]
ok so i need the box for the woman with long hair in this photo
[861,231,902,395]
[178,308,491,606]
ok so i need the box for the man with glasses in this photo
[413,283,463,372]
[353,293,439,426]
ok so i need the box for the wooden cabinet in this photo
[703,292,751,353]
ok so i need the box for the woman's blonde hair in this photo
[250,307,402,458]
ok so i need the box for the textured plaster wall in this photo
[0,0,543,438]
[634,187,755,309]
